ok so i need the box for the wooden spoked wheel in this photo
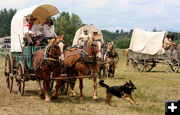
[128,59,137,71]
[16,61,25,96]
[143,62,155,72]
[162,59,174,73]
[60,80,69,95]
[170,58,179,72]
[4,53,13,93]
[136,60,145,72]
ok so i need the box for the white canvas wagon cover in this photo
[129,28,168,55]
[72,25,104,46]
[11,3,60,52]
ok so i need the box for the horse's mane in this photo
[49,35,64,46]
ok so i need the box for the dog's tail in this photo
[99,80,109,89]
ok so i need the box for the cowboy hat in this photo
[46,16,52,20]
[83,29,88,32]
[26,15,37,21]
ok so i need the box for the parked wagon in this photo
[127,28,180,72]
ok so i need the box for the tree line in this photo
[1,8,180,48]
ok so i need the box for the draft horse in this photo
[64,36,103,101]
[104,42,119,77]
[32,35,65,102]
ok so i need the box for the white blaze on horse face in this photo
[97,41,102,59]
[58,42,64,61]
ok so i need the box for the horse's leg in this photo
[79,78,83,101]
[93,73,98,100]
[36,79,43,97]
[112,65,116,78]
[52,80,61,100]
[105,63,109,77]
[43,72,51,102]
[93,66,99,100]
[69,78,77,97]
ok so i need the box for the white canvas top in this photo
[72,25,104,46]
[11,3,60,52]
[129,28,168,55]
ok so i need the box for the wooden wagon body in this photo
[128,49,180,72]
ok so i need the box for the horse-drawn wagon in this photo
[4,4,104,102]
[127,28,180,72]
[4,4,66,97]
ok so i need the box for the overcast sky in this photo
[1,0,180,32]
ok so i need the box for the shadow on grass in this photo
[23,89,105,104]
[25,90,38,96]
[99,75,125,80]
[52,95,105,104]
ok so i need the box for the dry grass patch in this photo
[0,49,180,115]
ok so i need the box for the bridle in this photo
[91,39,102,56]
[44,40,65,62]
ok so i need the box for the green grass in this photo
[0,49,180,115]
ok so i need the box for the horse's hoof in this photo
[71,92,77,97]
[45,98,51,102]
[93,96,98,101]
[80,97,83,101]
[38,90,43,97]
[70,93,76,97]
[51,91,58,100]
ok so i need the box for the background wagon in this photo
[128,28,180,72]
[4,4,61,96]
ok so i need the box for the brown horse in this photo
[33,35,65,102]
[64,36,103,101]
[104,42,119,77]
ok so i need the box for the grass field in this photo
[0,49,180,115]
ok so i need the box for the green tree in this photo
[0,8,17,37]
[54,12,84,46]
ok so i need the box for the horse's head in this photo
[49,34,66,61]
[88,36,103,60]
[106,42,114,52]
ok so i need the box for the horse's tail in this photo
[99,80,109,89]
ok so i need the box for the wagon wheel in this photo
[16,61,25,96]
[4,53,13,93]
[170,58,179,72]
[128,59,137,71]
[60,80,69,95]
[143,61,155,72]
[136,60,145,72]
[162,59,174,73]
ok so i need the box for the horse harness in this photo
[36,42,64,79]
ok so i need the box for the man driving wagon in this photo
[24,15,56,46]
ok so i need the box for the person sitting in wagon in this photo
[163,34,176,50]
[72,29,91,48]
[24,16,44,46]
[42,16,56,44]
[24,16,37,46]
